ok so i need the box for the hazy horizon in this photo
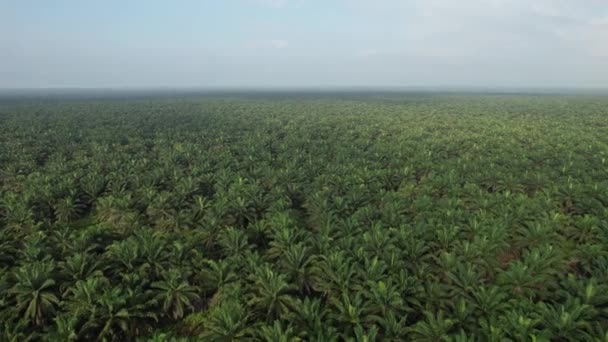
[2,0,607,89]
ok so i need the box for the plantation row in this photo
[0,94,608,341]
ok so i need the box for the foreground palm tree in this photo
[202,301,251,341]
[257,320,301,342]
[151,269,201,320]
[79,287,140,341]
[9,261,60,327]
[247,265,297,320]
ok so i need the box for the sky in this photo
[1,0,607,89]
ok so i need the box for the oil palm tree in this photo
[151,269,201,320]
[198,259,238,294]
[310,251,356,297]
[202,301,251,341]
[280,243,314,294]
[79,287,131,341]
[287,297,328,337]
[135,229,168,279]
[9,261,60,326]
[62,275,109,325]
[247,265,296,320]
[266,215,303,260]
[363,279,404,320]
[53,194,86,224]
[0,227,19,266]
[330,292,365,336]
[538,298,595,340]
[51,315,78,341]
[59,252,102,293]
[374,310,407,341]
[219,227,253,259]
[407,311,454,342]
[257,320,301,342]
[0,319,35,342]
[79,285,157,342]
[104,238,140,275]
[95,195,138,233]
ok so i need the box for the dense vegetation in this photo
[1,93,607,341]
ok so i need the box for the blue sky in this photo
[1,0,607,88]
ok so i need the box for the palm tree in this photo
[191,195,210,223]
[350,324,379,342]
[219,227,253,259]
[539,299,594,340]
[280,243,314,294]
[257,320,301,342]
[51,315,78,341]
[144,191,173,223]
[61,275,109,325]
[310,252,356,296]
[82,293,128,340]
[358,256,389,287]
[363,280,404,321]
[147,332,190,342]
[0,227,19,266]
[79,173,106,203]
[19,231,49,264]
[0,319,35,342]
[9,261,60,326]
[151,269,201,320]
[247,265,296,320]
[198,259,238,294]
[103,238,140,275]
[79,286,154,342]
[375,310,408,341]
[499,309,542,341]
[53,195,86,224]
[247,219,270,248]
[58,252,102,293]
[50,225,78,257]
[94,195,138,233]
[362,222,394,256]
[228,196,255,228]
[496,261,546,298]
[0,193,36,231]
[445,262,482,296]
[202,301,251,341]
[158,208,194,232]
[135,229,168,279]
[330,291,365,336]
[288,297,328,337]
[407,311,454,342]
[266,221,303,260]
[470,286,509,318]
[0,267,10,310]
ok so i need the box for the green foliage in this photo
[151,269,200,320]
[0,93,607,340]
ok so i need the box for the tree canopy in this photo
[0,93,607,340]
